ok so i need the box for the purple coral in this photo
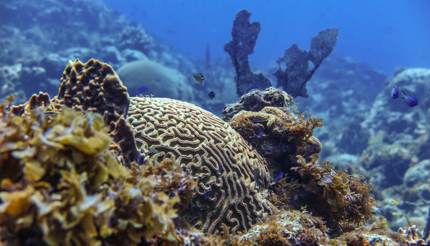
[224,10,271,96]
[275,29,338,97]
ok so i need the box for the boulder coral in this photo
[127,96,275,234]
[117,59,194,101]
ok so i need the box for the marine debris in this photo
[0,58,428,245]
[224,9,338,98]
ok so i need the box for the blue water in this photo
[104,0,430,74]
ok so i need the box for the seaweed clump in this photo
[276,156,373,234]
[229,106,322,171]
[0,98,189,245]
[226,89,373,235]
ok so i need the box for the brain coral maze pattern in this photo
[127,97,274,234]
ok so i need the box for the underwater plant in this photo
[0,99,189,245]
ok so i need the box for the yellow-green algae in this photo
[0,98,186,245]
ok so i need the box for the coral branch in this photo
[275,29,338,97]
[224,10,271,96]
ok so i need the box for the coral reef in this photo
[0,0,197,103]
[49,59,142,166]
[279,157,373,234]
[223,87,373,235]
[234,210,329,245]
[127,96,274,234]
[224,10,271,96]
[296,56,386,165]
[274,29,338,98]
[1,58,427,245]
[359,68,430,230]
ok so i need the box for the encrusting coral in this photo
[0,98,190,245]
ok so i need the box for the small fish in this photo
[391,86,418,107]
[273,171,284,183]
[391,86,399,99]
[208,91,216,99]
[193,73,205,84]
[402,94,418,107]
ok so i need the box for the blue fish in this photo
[273,171,284,183]
[391,86,399,99]
[402,94,418,107]
[391,86,418,108]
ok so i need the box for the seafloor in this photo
[0,1,429,245]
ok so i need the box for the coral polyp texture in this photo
[127,96,274,234]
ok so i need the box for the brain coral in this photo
[127,96,274,234]
[117,59,193,101]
